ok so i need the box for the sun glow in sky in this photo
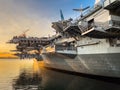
[0,0,94,54]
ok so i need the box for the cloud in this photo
[0,0,95,52]
[0,0,54,52]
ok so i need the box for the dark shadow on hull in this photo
[60,53,77,59]
[45,67,120,85]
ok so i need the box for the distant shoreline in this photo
[0,57,19,59]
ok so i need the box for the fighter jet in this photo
[73,5,90,17]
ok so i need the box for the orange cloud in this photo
[0,0,55,53]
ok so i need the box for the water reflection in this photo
[12,70,43,90]
[12,60,120,90]
[39,67,120,90]
[0,59,120,90]
[12,60,43,90]
[38,61,120,90]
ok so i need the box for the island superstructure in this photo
[8,0,120,78]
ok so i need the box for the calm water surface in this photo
[0,59,120,90]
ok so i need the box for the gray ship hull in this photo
[42,52,120,78]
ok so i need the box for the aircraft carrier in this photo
[8,0,120,78]
[7,29,49,60]
[41,0,120,78]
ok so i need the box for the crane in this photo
[19,29,29,37]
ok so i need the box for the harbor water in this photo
[0,59,120,90]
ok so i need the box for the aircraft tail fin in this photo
[60,9,64,21]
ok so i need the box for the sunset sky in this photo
[0,0,95,53]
